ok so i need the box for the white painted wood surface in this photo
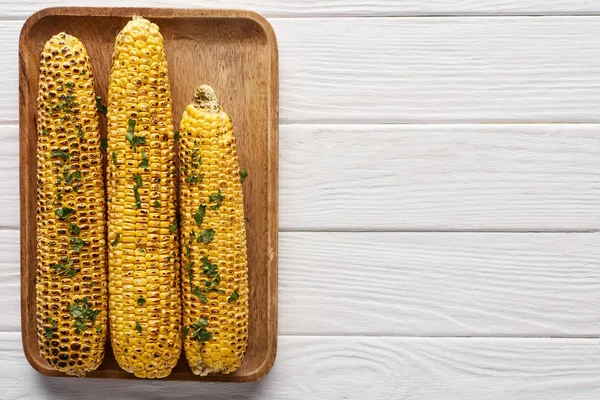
[0,333,598,400]
[1,0,599,17]
[4,18,600,123]
[2,1,599,398]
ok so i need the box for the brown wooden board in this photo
[19,7,278,382]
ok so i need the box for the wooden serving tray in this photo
[19,7,278,382]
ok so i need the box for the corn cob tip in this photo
[192,85,221,112]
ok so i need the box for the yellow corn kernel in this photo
[36,32,107,377]
[106,16,181,379]
[179,85,249,376]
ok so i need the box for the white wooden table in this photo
[1,1,599,399]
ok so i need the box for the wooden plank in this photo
[279,232,599,336]
[279,124,600,230]
[5,229,598,335]
[0,1,599,18]
[3,123,599,230]
[4,17,600,123]
[0,332,597,399]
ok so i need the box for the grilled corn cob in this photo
[179,85,248,376]
[106,16,181,379]
[36,33,107,377]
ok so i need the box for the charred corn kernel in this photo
[106,16,181,379]
[35,32,107,377]
[179,85,248,376]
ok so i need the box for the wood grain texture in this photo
[0,1,599,17]
[19,8,278,382]
[4,123,598,230]
[279,232,600,336]
[0,332,597,399]
[4,17,600,123]
[280,124,600,230]
[2,229,598,335]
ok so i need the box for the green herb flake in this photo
[169,222,177,235]
[95,325,102,333]
[126,119,146,151]
[193,204,206,227]
[112,151,117,165]
[111,233,121,247]
[185,244,191,259]
[67,297,100,334]
[70,237,85,253]
[42,129,49,136]
[228,289,240,303]
[140,151,149,169]
[135,321,142,334]
[185,174,199,185]
[185,261,195,272]
[77,128,84,139]
[64,170,81,185]
[182,325,189,336]
[81,69,87,75]
[196,229,215,243]
[95,96,107,115]
[174,131,180,141]
[193,286,208,303]
[153,200,160,208]
[137,296,146,306]
[133,185,141,209]
[51,149,71,161]
[132,174,143,188]
[53,258,77,277]
[48,241,56,246]
[240,169,248,183]
[209,189,224,210]
[65,82,75,91]
[190,318,212,342]
[100,138,108,152]
[201,256,218,277]
[43,326,54,339]
[54,207,74,220]
[69,222,81,235]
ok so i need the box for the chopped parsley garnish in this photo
[169,221,177,235]
[95,96,107,115]
[182,325,189,336]
[53,257,77,277]
[193,205,206,226]
[240,169,248,183]
[228,289,240,303]
[201,256,218,277]
[44,317,58,339]
[185,243,191,259]
[125,119,145,151]
[53,94,77,112]
[95,325,102,333]
[135,321,142,334]
[67,297,100,334]
[100,138,108,152]
[196,229,215,243]
[42,129,49,136]
[111,233,121,246]
[55,207,74,219]
[137,296,146,306]
[185,261,194,271]
[70,237,85,253]
[65,82,75,91]
[185,174,199,184]
[51,150,71,161]
[69,222,81,235]
[153,200,160,208]
[174,131,180,141]
[133,185,141,209]
[132,174,143,187]
[81,69,87,75]
[77,128,84,139]
[112,151,117,165]
[209,189,224,210]
[140,151,149,169]
[192,286,208,303]
[189,318,212,342]
[64,170,81,185]
[48,241,56,246]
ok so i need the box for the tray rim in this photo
[19,6,279,382]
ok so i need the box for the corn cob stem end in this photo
[192,85,221,113]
